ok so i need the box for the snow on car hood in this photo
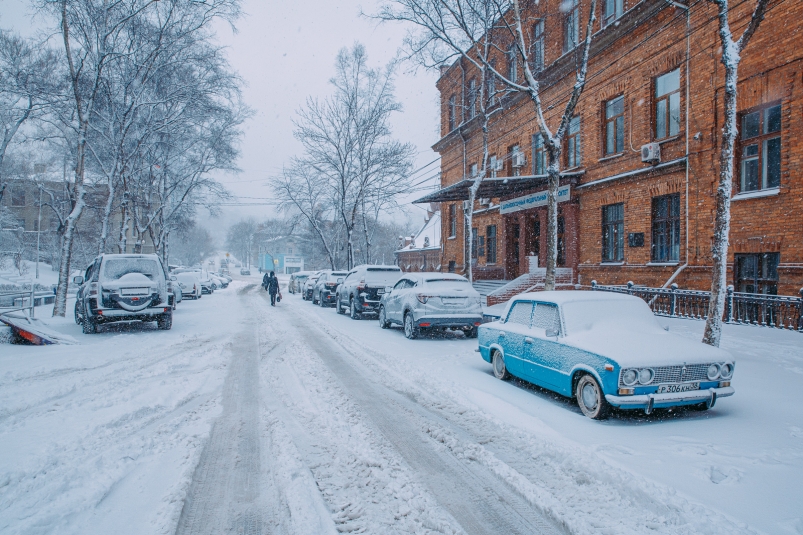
[564,327,733,368]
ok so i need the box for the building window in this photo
[655,69,680,140]
[602,0,623,27]
[602,203,624,262]
[566,116,581,168]
[448,94,456,131]
[478,235,485,257]
[11,187,25,207]
[563,0,579,52]
[531,20,545,74]
[739,103,781,192]
[557,216,566,266]
[449,204,457,237]
[471,228,478,259]
[486,225,497,263]
[507,45,517,83]
[532,133,546,175]
[604,96,625,155]
[489,154,499,178]
[651,193,680,262]
[467,78,477,119]
[448,260,456,272]
[735,253,779,294]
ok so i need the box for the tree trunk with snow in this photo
[702,0,769,346]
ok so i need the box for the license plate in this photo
[657,382,700,394]
[442,298,465,306]
[377,289,384,294]
[121,288,149,296]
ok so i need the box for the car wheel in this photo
[378,306,390,329]
[157,312,173,330]
[576,374,611,420]
[350,299,361,320]
[74,300,83,325]
[320,295,327,307]
[403,313,418,339]
[492,350,510,380]
[82,313,97,334]
[466,326,478,338]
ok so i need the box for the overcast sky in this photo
[0,0,440,242]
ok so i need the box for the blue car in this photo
[479,291,735,419]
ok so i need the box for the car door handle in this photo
[524,337,534,344]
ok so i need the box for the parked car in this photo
[301,271,323,301]
[312,270,348,306]
[175,268,214,294]
[240,267,251,275]
[288,271,312,294]
[175,272,202,299]
[209,274,228,289]
[479,291,736,419]
[378,273,483,338]
[336,265,402,318]
[73,254,173,333]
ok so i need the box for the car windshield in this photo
[364,268,402,284]
[103,259,160,281]
[424,278,469,290]
[562,299,663,335]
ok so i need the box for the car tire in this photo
[403,313,418,339]
[157,312,173,330]
[350,299,361,320]
[492,350,510,380]
[320,295,327,307]
[576,374,611,420]
[82,313,97,334]
[466,326,478,338]
[378,306,390,329]
[74,300,83,325]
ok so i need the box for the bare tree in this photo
[379,0,596,287]
[290,44,414,270]
[702,0,769,347]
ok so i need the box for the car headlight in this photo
[638,368,654,385]
[720,363,733,379]
[707,363,721,380]
[622,369,638,386]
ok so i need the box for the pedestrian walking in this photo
[267,271,280,306]
[262,272,269,291]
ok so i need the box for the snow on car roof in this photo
[510,290,639,305]
[405,272,467,281]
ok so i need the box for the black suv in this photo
[74,254,173,333]
[312,270,348,306]
[336,265,402,319]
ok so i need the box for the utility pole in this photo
[36,185,42,280]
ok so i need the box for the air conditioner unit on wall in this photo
[478,197,490,206]
[512,152,526,168]
[641,142,661,164]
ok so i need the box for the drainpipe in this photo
[662,0,690,288]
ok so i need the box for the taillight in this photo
[88,282,98,296]
[416,294,431,304]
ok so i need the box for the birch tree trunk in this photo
[702,0,769,346]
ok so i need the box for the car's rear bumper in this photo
[605,386,734,409]
[90,306,171,322]
[416,315,483,329]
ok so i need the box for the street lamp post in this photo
[35,185,42,280]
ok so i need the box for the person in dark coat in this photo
[267,271,280,306]
[262,272,269,291]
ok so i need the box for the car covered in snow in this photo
[288,271,312,294]
[174,272,202,299]
[312,270,348,306]
[73,254,173,333]
[378,272,483,338]
[301,271,323,301]
[479,291,735,419]
[336,265,403,318]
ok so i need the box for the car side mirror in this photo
[545,329,559,338]
[72,275,84,285]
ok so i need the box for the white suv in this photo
[377,273,483,339]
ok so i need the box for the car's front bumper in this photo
[605,386,734,409]
[415,314,484,329]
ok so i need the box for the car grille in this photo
[619,364,712,386]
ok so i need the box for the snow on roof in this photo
[396,211,441,253]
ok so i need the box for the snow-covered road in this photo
[2,275,801,534]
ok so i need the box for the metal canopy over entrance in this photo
[413,172,583,204]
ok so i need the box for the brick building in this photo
[417,0,802,296]
[395,209,442,272]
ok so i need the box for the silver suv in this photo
[336,265,402,319]
[73,254,173,334]
[377,272,483,339]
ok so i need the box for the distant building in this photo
[258,236,305,274]
[395,209,441,272]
